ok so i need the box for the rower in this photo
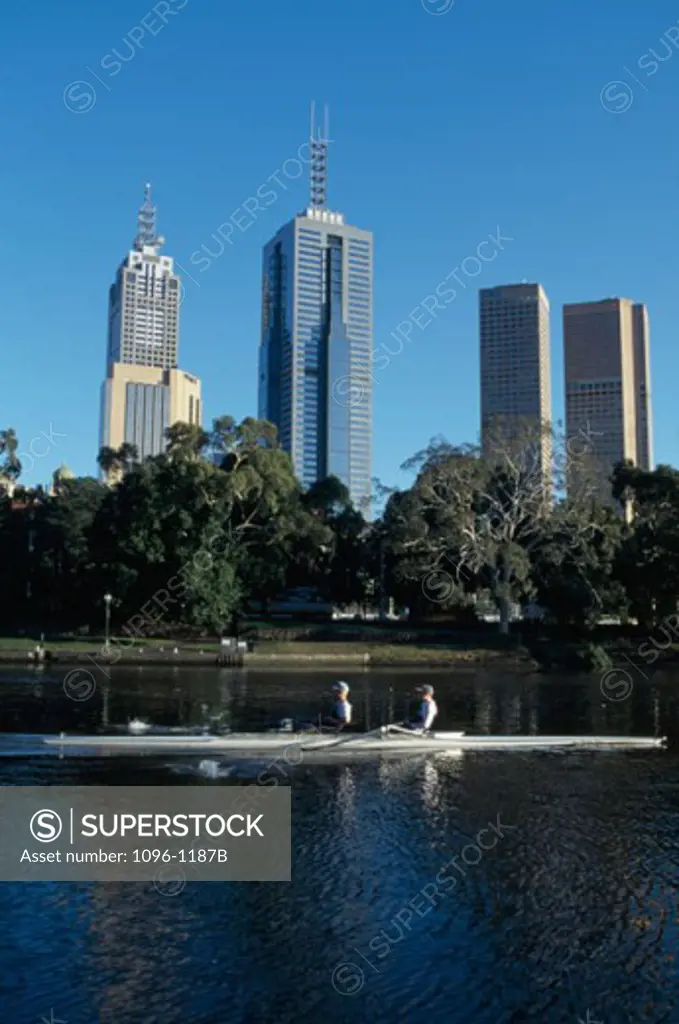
[277,681,353,734]
[322,681,352,731]
[407,684,438,732]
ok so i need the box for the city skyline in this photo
[19,176,663,496]
[2,1,677,493]
[8,166,661,499]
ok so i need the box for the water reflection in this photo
[1,667,678,1023]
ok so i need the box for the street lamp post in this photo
[104,593,113,653]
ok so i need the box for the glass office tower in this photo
[259,206,373,514]
[479,283,552,488]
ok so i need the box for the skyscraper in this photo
[563,298,653,498]
[99,185,202,469]
[106,185,180,369]
[258,109,373,513]
[479,283,552,480]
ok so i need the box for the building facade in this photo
[563,298,653,498]
[479,283,552,481]
[100,365,201,461]
[258,122,373,513]
[632,302,653,471]
[99,185,201,471]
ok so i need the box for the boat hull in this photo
[0,731,666,757]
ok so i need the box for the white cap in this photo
[332,681,349,693]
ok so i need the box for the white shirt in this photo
[423,699,438,730]
[415,698,437,730]
[334,699,352,724]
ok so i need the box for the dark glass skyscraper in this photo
[479,283,552,485]
[258,119,373,513]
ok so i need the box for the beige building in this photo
[563,298,653,500]
[480,283,552,483]
[100,364,201,460]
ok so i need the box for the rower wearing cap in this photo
[324,681,352,730]
[408,684,438,732]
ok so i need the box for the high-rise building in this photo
[258,108,373,513]
[563,298,653,498]
[106,184,181,369]
[479,283,552,481]
[99,185,202,472]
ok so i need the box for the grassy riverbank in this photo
[248,643,531,666]
[0,628,677,670]
[0,636,534,667]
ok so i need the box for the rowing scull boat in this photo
[0,730,666,758]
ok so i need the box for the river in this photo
[0,663,677,1023]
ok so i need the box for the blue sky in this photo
[2,0,679,491]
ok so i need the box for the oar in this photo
[299,726,385,753]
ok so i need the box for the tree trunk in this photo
[496,559,511,635]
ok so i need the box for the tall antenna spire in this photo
[309,102,329,209]
[134,182,159,250]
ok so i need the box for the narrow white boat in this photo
[0,730,666,757]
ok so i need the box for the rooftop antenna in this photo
[309,102,329,209]
[134,182,161,250]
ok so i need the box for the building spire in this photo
[309,102,329,209]
[134,182,160,250]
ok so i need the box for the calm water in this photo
[1,663,679,1023]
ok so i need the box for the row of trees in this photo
[0,415,677,638]
[0,418,368,635]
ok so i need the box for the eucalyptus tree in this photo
[612,463,679,628]
[382,419,613,633]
